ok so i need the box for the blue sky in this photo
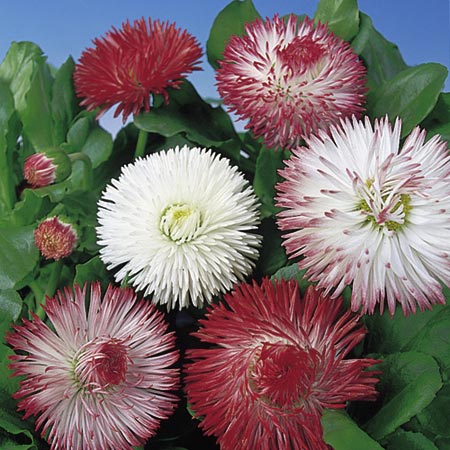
[0,0,449,134]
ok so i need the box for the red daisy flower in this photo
[184,278,379,450]
[216,15,367,150]
[74,17,202,121]
[7,283,180,450]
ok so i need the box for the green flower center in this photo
[356,179,412,232]
[159,203,202,244]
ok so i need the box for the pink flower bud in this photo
[34,216,77,260]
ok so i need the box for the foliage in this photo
[0,0,449,448]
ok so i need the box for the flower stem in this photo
[32,259,63,320]
[134,129,149,159]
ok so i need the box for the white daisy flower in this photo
[276,116,450,315]
[97,145,261,310]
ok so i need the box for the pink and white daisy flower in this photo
[216,14,367,150]
[7,283,179,450]
[276,116,450,315]
[184,278,379,450]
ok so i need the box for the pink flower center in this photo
[251,343,319,409]
[278,35,325,73]
[74,338,129,391]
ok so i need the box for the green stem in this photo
[31,259,63,320]
[29,280,46,320]
[134,129,149,159]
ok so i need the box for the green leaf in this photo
[271,264,312,293]
[364,302,448,354]
[206,0,261,70]
[256,218,287,276]
[0,226,39,290]
[367,63,448,137]
[0,42,45,111]
[0,81,18,212]
[81,126,113,168]
[386,430,439,450]
[420,93,450,143]
[364,298,450,377]
[19,59,55,150]
[322,410,384,450]
[66,116,90,151]
[0,345,35,448]
[314,0,359,41]
[253,147,286,218]
[365,351,442,441]
[134,81,241,161]
[0,289,22,343]
[408,383,450,440]
[351,13,408,86]
[51,56,78,144]
[435,437,450,450]
[7,189,51,227]
[74,257,112,288]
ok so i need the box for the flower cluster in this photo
[4,4,450,450]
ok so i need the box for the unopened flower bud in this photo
[34,216,78,260]
[24,149,71,188]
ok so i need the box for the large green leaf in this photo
[408,383,450,439]
[74,256,112,288]
[351,13,408,86]
[253,147,286,218]
[322,410,384,450]
[0,226,39,290]
[421,92,450,143]
[0,42,45,112]
[256,218,287,276]
[365,351,442,441]
[134,81,241,162]
[0,81,17,212]
[364,302,450,354]
[206,0,261,70]
[314,0,359,41]
[364,296,450,377]
[51,56,78,144]
[386,430,439,450]
[0,290,22,344]
[367,63,448,137]
[80,126,113,168]
[0,344,36,449]
[19,60,55,150]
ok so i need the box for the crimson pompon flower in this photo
[74,17,202,121]
[216,14,366,150]
[6,283,180,450]
[184,278,379,450]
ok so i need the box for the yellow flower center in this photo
[159,203,202,243]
